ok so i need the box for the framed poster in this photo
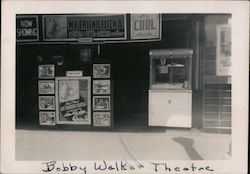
[93,64,110,78]
[93,96,110,111]
[216,24,231,76]
[39,112,56,125]
[38,80,55,94]
[16,15,39,42]
[93,112,111,127]
[39,96,55,110]
[38,65,55,79]
[55,77,91,125]
[130,14,161,40]
[93,80,110,94]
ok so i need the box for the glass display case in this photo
[149,49,193,90]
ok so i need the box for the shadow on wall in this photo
[172,136,203,160]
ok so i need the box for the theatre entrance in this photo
[101,43,150,130]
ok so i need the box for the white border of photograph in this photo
[93,112,111,127]
[93,80,111,95]
[39,111,56,125]
[93,64,111,78]
[93,96,111,111]
[38,80,55,94]
[38,64,55,79]
[38,96,55,110]
[16,15,39,42]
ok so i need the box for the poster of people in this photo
[38,65,55,79]
[43,15,68,40]
[93,80,110,94]
[216,24,231,76]
[38,80,55,94]
[55,77,91,125]
[39,112,56,125]
[93,64,110,78]
[93,112,111,127]
[93,96,110,110]
[39,96,55,110]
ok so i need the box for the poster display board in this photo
[43,14,127,41]
[216,24,231,76]
[55,77,91,125]
[130,14,161,40]
[16,15,39,42]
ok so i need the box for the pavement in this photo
[15,128,231,161]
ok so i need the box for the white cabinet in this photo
[148,90,192,128]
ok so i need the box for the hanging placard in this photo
[130,14,161,40]
[16,15,39,42]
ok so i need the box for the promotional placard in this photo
[93,80,110,94]
[38,96,55,110]
[93,64,110,78]
[38,80,55,94]
[38,65,55,79]
[43,14,127,41]
[55,77,91,125]
[39,112,56,125]
[93,96,110,111]
[16,15,39,42]
[93,112,111,127]
[130,14,161,40]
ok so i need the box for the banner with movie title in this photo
[43,14,127,41]
[55,77,91,125]
[16,16,39,41]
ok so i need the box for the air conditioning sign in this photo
[16,16,39,41]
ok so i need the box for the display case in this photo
[148,49,193,128]
[149,49,193,90]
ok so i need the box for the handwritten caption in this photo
[41,161,214,173]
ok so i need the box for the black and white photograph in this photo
[93,112,111,127]
[1,1,249,174]
[38,96,55,110]
[93,96,110,111]
[93,64,110,78]
[38,64,55,79]
[38,80,55,94]
[39,112,56,125]
[93,80,111,94]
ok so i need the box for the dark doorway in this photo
[102,43,150,129]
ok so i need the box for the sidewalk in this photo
[16,128,231,161]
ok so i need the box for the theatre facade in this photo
[16,14,232,134]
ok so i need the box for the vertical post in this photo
[97,44,101,56]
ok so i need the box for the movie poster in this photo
[55,77,91,125]
[93,96,110,110]
[93,80,110,94]
[93,64,110,78]
[38,65,55,79]
[39,96,55,110]
[38,80,55,94]
[39,112,56,125]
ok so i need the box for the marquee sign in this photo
[16,15,39,42]
[43,14,127,41]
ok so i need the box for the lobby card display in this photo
[93,112,111,127]
[93,64,110,78]
[39,111,56,125]
[39,96,55,110]
[55,77,91,125]
[38,80,55,94]
[93,80,110,94]
[93,96,110,111]
[38,64,55,79]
